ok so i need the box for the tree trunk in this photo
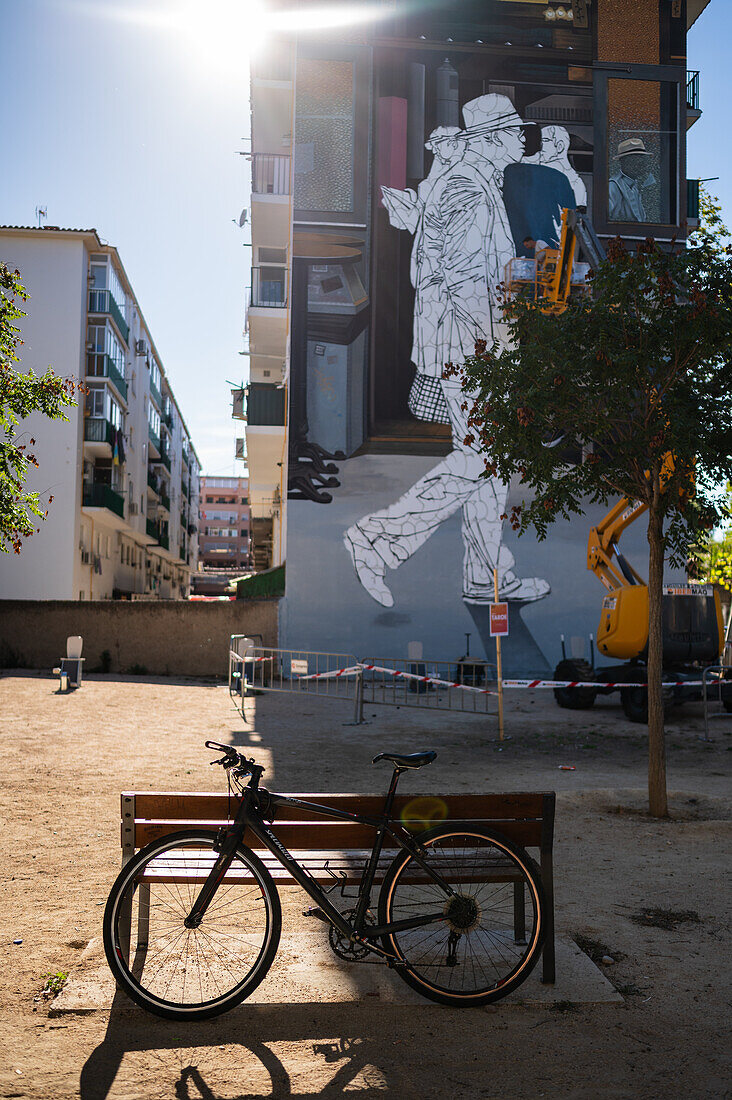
[646,498,668,817]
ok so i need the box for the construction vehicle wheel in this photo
[553,659,597,710]
[620,681,674,723]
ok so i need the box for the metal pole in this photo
[494,568,505,742]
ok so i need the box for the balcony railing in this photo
[687,179,701,222]
[160,491,171,512]
[246,382,287,426]
[686,70,700,111]
[147,470,159,495]
[146,518,159,541]
[251,267,287,308]
[179,544,187,561]
[159,450,171,473]
[251,153,291,196]
[83,482,125,518]
[86,353,128,402]
[88,288,130,344]
[181,480,189,499]
[162,404,174,429]
[181,447,189,468]
[84,417,114,445]
[159,533,170,551]
[148,423,161,453]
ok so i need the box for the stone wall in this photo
[0,600,278,677]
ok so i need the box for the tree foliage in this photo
[454,235,732,562]
[0,263,78,553]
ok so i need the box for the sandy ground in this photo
[0,670,730,1100]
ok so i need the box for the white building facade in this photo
[0,226,200,600]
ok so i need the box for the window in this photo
[89,256,126,314]
[87,323,125,375]
[148,404,161,436]
[150,358,162,394]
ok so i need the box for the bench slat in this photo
[126,791,548,821]
[133,818,543,850]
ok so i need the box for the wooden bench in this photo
[120,790,556,982]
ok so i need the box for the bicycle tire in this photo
[103,830,281,1020]
[378,824,546,1006]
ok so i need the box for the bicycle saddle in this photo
[372,751,437,769]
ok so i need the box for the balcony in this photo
[162,404,174,430]
[251,266,287,308]
[160,490,171,512]
[88,288,130,345]
[686,70,701,129]
[83,482,125,519]
[181,480,189,499]
[181,446,189,468]
[246,382,287,426]
[159,449,171,473]
[86,353,127,403]
[251,153,290,196]
[84,417,114,445]
[149,377,162,409]
[159,533,170,551]
[188,521,197,536]
[179,544,187,561]
[147,470,159,495]
[687,179,701,224]
[146,518,159,542]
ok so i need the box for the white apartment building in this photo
[0,226,200,600]
[232,39,293,572]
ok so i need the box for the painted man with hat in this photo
[345,94,550,608]
[608,137,655,222]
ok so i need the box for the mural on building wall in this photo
[343,94,579,616]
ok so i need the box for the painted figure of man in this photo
[608,138,654,222]
[344,94,551,608]
[525,124,587,209]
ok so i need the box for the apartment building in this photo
[0,226,200,600]
[246,0,711,672]
[197,476,252,571]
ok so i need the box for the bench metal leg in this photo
[540,851,556,984]
[137,884,150,948]
[513,880,527,944]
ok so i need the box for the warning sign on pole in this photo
[489,603,509,637]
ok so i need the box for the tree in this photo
[454,232,732,818]
[0,263,78,553]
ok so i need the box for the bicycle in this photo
[103,742,547,1020]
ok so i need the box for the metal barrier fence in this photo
[360,657,498,716]
[229,639,363,722]
[229,638,498,723]
[702,664,732,742]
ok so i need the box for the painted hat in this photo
[616,137,652,159]
[460,93,524,138]
[424,125,462,151]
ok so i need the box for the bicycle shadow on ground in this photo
[79,988,440,1099]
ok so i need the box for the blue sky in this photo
[0,1,728,475]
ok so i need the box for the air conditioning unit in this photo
[129,502,139,515]
[235,437,246,460]
[135,339,148,357]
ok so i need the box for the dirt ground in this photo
[0,670,730,1100]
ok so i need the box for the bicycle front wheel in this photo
[378,825,545,1006]
[103,830,281,1020]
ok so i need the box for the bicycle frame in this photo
[185,777,457,954]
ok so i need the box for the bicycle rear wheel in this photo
[378,825,545,1005]
[103,830,281,1020]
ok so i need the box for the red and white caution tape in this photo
[358,663,499,696]
[291,660,721,692]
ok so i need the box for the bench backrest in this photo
[122,791,555,861]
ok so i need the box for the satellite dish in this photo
[238,209,248,227]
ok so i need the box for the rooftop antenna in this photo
[35,205,47,228]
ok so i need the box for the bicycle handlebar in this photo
[204,741,263,783]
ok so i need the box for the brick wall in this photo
[0,599,278,677]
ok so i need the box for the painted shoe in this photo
[463,576,551,604]
[343,524,394,608]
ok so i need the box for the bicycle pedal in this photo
[303,906,331,924]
